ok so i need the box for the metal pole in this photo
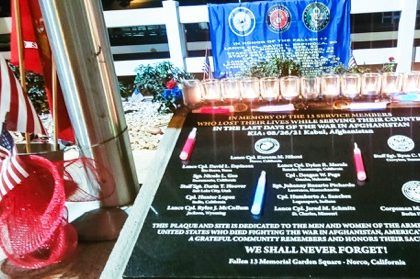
[39,0,139,207]
[51,59,58,151]
[12,0,32,153]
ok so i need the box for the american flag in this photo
[0,56,46,135]
[202,49,213,80]
[0,123,29,200]
[348,52,357,69]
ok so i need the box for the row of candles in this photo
[182,71,420,107]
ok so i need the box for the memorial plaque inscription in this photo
[125,107,420,278]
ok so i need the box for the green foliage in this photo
[134,61,193,113]
[333,57,396,75]
[381,57,397,73]
[8,63,49,114]
[241,56,302,78]
[333,63,371,75]
[118,80,134,99]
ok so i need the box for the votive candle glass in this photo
[182,79,202,108]
[240,77,260,101]
[202,79,221,101]
[221,78,241,101]
[341,73,361,98]
[260,77,280,101]
[402,71,420,93]
[280,76,300,100]
[361,73,381,96]
[320,74,340,98]
[381,72,402,96]
[300,76,320,100]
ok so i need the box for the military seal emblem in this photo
[387,135,415,152]
[267,5,291,33]
[402,181,420,203]
[302,2,330,32]
[228,7,256,37]
[255,138,280,155]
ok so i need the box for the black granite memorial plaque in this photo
[125,106,420,278]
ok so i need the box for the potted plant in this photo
[381,56,397,73]
[134,61,193,113]
[241,56,302,78]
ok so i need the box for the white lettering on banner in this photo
[24,41,38,49]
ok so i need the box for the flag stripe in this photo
[0,179,7,196]
[7,164,22,185]
[2,172,14,193]
[0,124,30,200]
[202,49,213,80]
[11,155,29,178]
[7,63,22,132]
[0,56,46,135]
[348,51,357,68]
[0,59,12,125]
[17,82,31,133]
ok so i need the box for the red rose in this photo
[165,79,177,89]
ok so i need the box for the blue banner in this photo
[208,0,351,78]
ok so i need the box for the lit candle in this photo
[341,73,361,98]
[381,72,402,97]
[240,77,260,101]
[260,77,280,101]
[202,79,221,101]
[280,76,300,100]
[402,71,420,93]
[323,85,337,96]
[361,73,381,96]
[300,76,319,100]
[182,79,202,108]
[221,78,240,101]
[321,74,340,98]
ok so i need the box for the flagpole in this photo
[13,0,31,153]
[52,59,58,151]
[209,49,213,80]
[203,48,208,80]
